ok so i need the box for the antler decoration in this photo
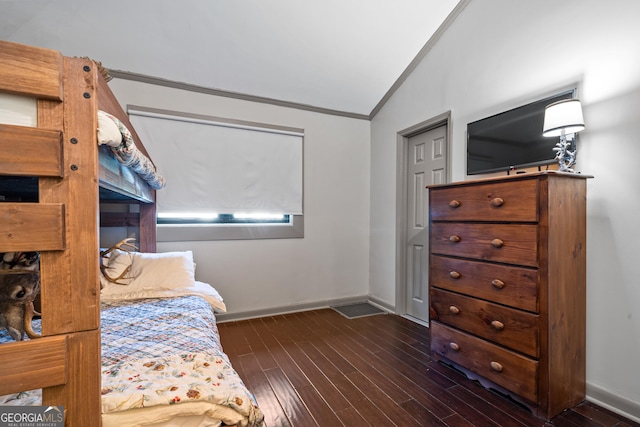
[24,300,41,339]
[100,238,138,286]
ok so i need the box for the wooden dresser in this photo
[427,171,590,419]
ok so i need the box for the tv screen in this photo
[466,90,575,175]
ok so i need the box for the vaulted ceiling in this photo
[1,0,462,117]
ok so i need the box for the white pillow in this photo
[130,251,195,288]
[97,110,123,147]
[101,251,195,297]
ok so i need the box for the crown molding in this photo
[109,69,369,121]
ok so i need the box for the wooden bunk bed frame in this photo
[0,40,157,426]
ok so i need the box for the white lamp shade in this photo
[543,99,584,137]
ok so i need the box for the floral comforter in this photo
[100,296,262,425]
[0,296,263,427]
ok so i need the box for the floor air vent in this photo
[330,302,385,319]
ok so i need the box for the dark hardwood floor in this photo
[218,309,638,427]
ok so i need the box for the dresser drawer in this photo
[430,255,538,312]
[429,179,538,222]
[431,322,538,402]
[430,288,539,357]
[430,222,538,267]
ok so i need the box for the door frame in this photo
[394,111,452,322]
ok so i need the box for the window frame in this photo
[157,214,304,242]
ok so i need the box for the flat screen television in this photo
[466,89,576,175]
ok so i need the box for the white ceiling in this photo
[0,0,462,117]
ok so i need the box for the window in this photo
[157,213,291,225]
[128,106,304,241]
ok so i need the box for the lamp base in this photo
[553,136,576,173]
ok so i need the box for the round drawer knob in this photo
[491,197,504,207]
[491,279,505,289]
[490,361,503,372]
[449,235,461,243]
[449,271,461,279]
[491,320,505,330]
[449,342,460,351]
[449,305,460,315]
[491,238,504,248]
[449,200,461,208]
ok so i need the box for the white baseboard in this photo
[367,296,395,313]
[586,382,640,423]
[215,295,370,323]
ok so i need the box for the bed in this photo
[1,254,262,426]
[0,40,263,426]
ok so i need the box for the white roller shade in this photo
[128,107,303,216]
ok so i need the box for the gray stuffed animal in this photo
[0,270,40,341]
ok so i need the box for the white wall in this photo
[107,79,371,318]
[370,0,640,419]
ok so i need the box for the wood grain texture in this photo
[139,202,157,253]
[0,125,63,176]
[42,330,101,427]
[0,335,67,395]
[0,203,65,251]
[39,56,100,336]
[428,172,591,420]
[430,254,539,312]
[429,178,538,222]
[430,321,539,402]
[100,211,140,227]
[544,175,588,417]
[431,288,540,357]
[218,309,639,427]
[17,52,101,427]
[0,40,62,100]
[430,222,538,267]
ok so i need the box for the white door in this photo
[406,125,447,322]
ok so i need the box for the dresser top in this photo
[427,170,593,189]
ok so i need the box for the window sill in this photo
[157,215,304,241]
